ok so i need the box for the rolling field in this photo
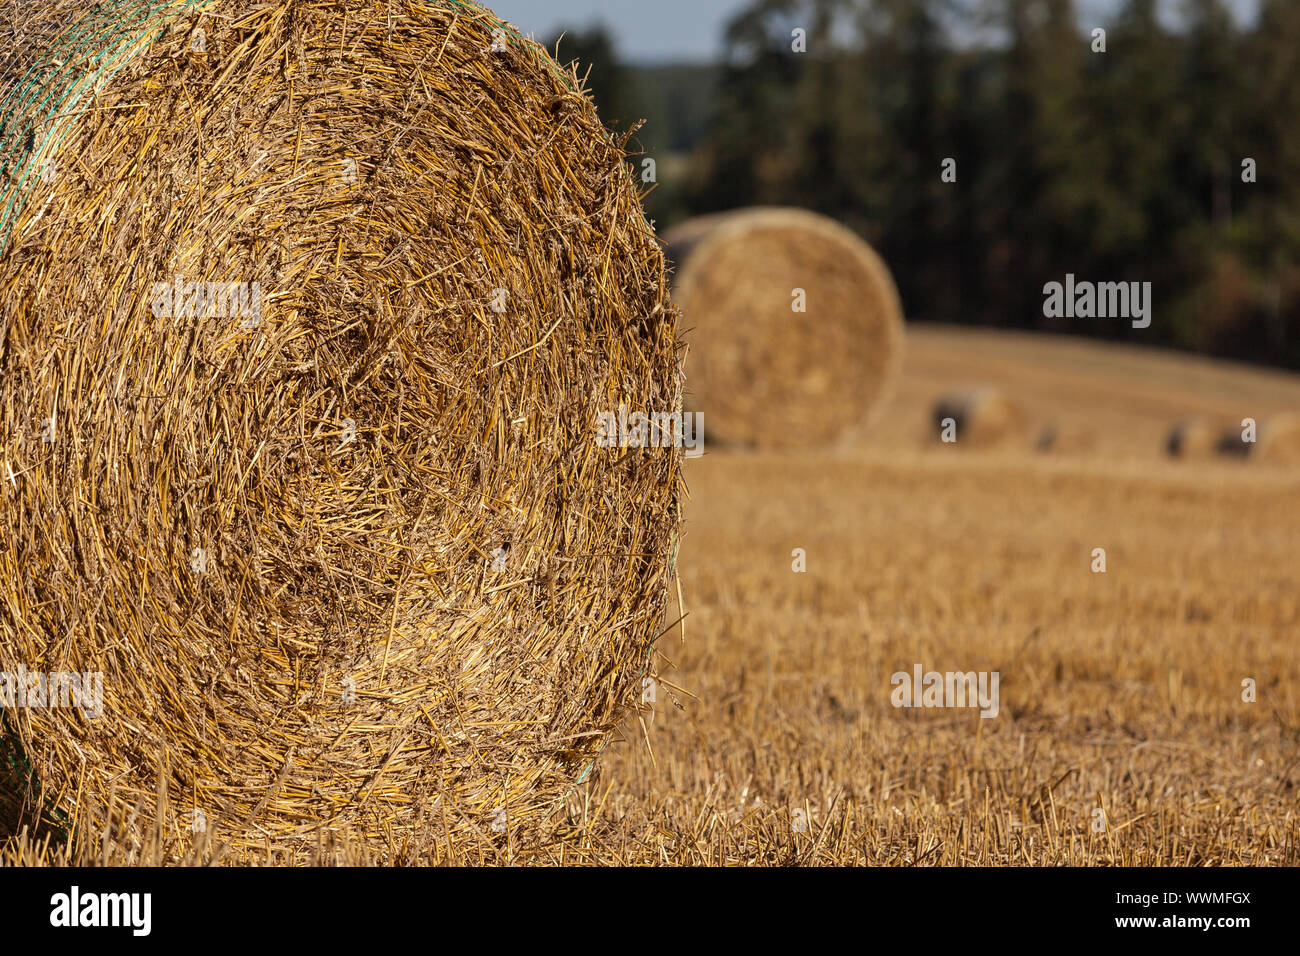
[4,326,1298,865]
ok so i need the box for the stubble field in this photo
[563,325,1300,865]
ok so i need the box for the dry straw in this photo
[0,0,681,861]
[932,388,1026,448]
[1256,412,1300,463]
[664,207,904,449]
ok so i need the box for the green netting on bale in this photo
[0,0,216,254]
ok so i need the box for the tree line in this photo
[552,0,1300,370]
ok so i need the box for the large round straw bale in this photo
[1256,413,1300,464]
[664,207,904,449]
[0,0,680,859]
[932,388,1026,448]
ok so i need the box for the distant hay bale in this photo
[1166,419,1243,459]
[932,389,1026,448]
[1257,413,1300,463]
[0,0,680,859]
[1033,423,1096,454]
[664,207,904,449]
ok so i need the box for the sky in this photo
[485,0,1261,63]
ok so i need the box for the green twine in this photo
[0,0,214,254]
[0,709,71,839]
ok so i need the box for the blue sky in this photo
[485,0,1261,63]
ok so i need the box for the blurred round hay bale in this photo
[0,0,680,859]
[932,388,1026,447]
[664,207,904,449]
[1166,419,1234,459]
[1257,413,1300,463]
[1216,422,1253,458]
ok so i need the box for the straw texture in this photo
[0,0,681,860]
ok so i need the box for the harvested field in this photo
[7,325,1297,865]
[575,326,1300,866]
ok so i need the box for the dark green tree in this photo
[548,25,637,131]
